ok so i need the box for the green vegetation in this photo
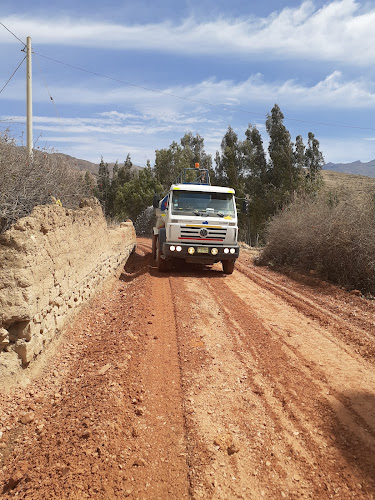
[114,167,163,222]
[3,103,374,294]
[154,132,213,188]
[213,104,324,245]
[96,104,324,245]
[0,103,325,243]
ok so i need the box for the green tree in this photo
[214,150,223,185]
[154,140,190,188]
[241,124,269,244]
[294,135,306,171]
[112,159,119,178]
[114,166,163,222]
[180,132,212,169]
[305,132,324,184]
[95,156,110,214]
[155,134,213,188]
[117,153,133,186]
[215,126,242,193]
[266,104,300,207]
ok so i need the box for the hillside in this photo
[50,153,99,175]
[322,169,375,198]
[324,160,375,178]
[50,153,143,177]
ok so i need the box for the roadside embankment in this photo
[0,199,135,369]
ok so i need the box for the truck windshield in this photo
[171,191,235,217]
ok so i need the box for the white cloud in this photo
[0,76,362,122]
[5,71,375,113]
[2,1,375,66]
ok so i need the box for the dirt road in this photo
[1,237,375,499]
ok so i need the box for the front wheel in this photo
[156,242,170,272]
[222,260,235,274]
[152,234,157,260]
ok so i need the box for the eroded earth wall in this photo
[0,200,136,366]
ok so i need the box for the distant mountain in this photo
[324,160,375,178]
[50,153,99,175]
[50,153,143,177]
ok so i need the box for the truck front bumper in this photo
[162,242,239,261]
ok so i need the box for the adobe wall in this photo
[0,200,136,366]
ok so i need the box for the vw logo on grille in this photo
[200,228,208,237]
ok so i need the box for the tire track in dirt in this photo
[227,267,375,430]
[0,240,374,499]
[0,241,190,499]
[202,268,375,498]
[168,255,374,498]
[236,260,375,362]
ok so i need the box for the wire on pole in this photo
[0,21,26,46]
[34,51,375,133]
[0,55,26,95]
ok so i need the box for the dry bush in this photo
[257,193,375,294]
[0,131,92,233]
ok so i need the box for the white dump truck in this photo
[152,168,240,274]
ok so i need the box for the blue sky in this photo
[1,0,375,166]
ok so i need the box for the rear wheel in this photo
[222,260,235,274]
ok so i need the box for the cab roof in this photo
[170,184,235,194]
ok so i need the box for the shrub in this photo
[0,131,92,233]
[257,193,375,294]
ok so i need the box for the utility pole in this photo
[26,36,33,162]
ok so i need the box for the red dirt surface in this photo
[1,237,374,499]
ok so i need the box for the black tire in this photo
[152,234,157,260]
[156,242,170,272]
[222,260,235,274]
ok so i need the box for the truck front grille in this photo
[179,226,227,241]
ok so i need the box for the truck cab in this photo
[152,169,239,274]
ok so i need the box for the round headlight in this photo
[170,245,176,252]
[224,248,229,254]
[230,248,236,254]
[211,248,218,255]
[188,247,195,255]
[176,246,182,252]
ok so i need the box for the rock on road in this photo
[1,237,375,499]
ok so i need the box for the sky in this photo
[1,0,375,166]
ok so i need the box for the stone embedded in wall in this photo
[0,328,9,350]
[0,201,136,366]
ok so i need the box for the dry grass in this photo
[0,131,92,233]
[258,187,375,294]
[322,169,375,199]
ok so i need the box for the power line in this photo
[0,21,25,46]
[34,54,63,123]
[33,53,80,164]
[0,119,26,124]
[0,55,26,95]
[34,51,375,133]
[0,23,372,133]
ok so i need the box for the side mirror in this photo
[241,200,248,214]
[153,194,160,208]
